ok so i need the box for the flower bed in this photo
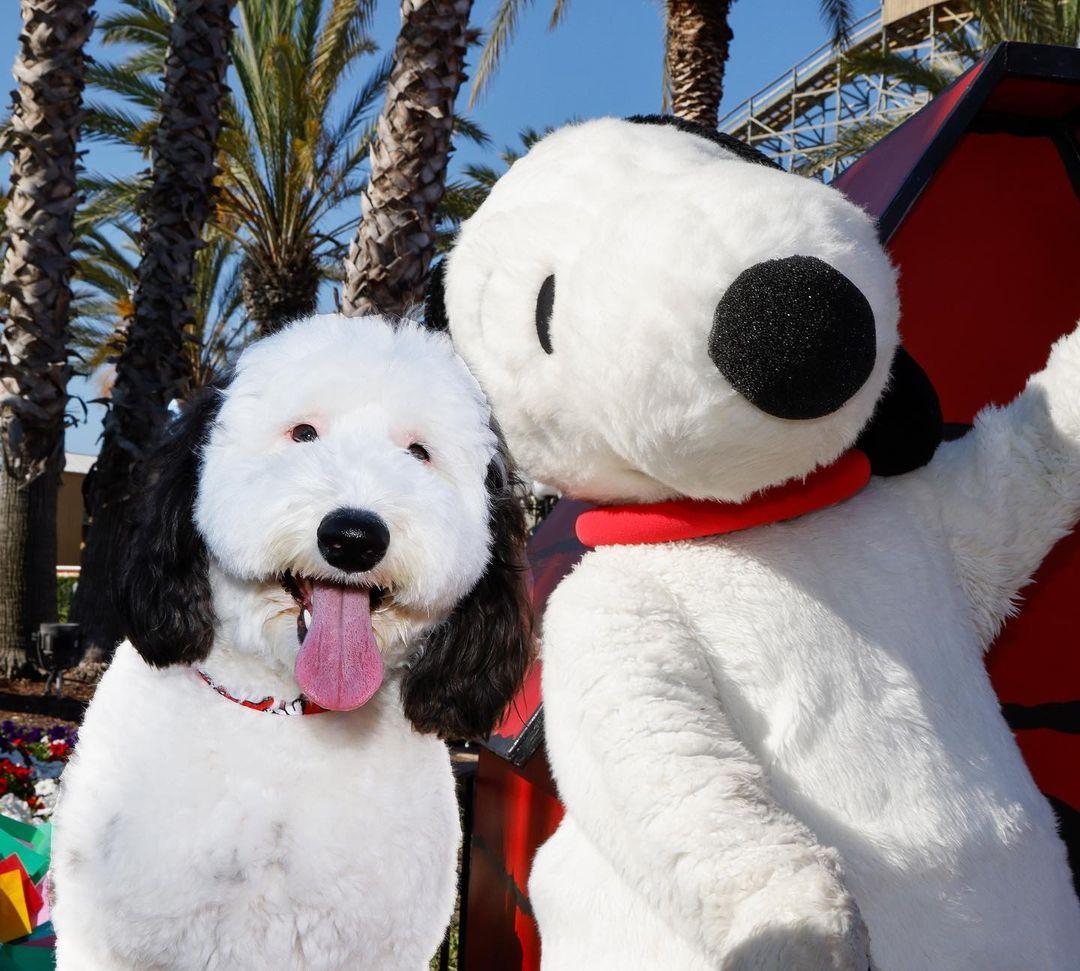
[0,722,77,822]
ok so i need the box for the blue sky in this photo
[1,0,876,454]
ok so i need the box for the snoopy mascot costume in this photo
[426,115,1080,970]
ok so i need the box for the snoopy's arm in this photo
[540,562,869,967]
[926,324,1080,645]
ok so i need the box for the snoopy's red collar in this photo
[197,669,329,716]
[575,450,871,547]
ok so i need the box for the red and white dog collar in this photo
[197,669,329,716]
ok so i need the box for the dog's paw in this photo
[717,851,871,970]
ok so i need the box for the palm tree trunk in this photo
[25,450,61,629]
[666,0,734,128]
[0,472,30,674]
[0,449,60,676]
[243,242,321,338]
[69,467,123,657]
[342,0,473,319]
[73,0,235,655]
[0,0,94,675]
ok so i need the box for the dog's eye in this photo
[290,423,319,443]
[535,274,555,355]
[407,443,431,462]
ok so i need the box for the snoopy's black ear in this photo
[855,347,943,476]
[625,114,781,170]
[402,440,534,741]
[114,383,226,667]
[423,258,449,333]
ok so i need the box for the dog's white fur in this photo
[442,118,1080,969]
[52,315,499,970]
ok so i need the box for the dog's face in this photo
[432,117,936,504]
[117,315,532,740]
[197,315,497,668]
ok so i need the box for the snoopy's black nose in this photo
[709,255,877,420]
[317,509,390,574]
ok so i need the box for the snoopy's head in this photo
[430,116,941,503]
[116,314,532,739]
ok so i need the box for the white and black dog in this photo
[51,314,531,970]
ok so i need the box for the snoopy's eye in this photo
[407,443,431,462]
[535,274,555,355]
[290,423,319,443]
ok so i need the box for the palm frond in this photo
[85,62,164,110]
[117,48,170,75]
[459,163,502,190]
[819,0,855,48]
[471,0,540,106]
[78,173,148,226]
[841,49,956,95]
[75,225,139,279]
[517,126,550,153]
[439,180,489,225]
[312,0,378,106]
[453,114,492,148]
[548,0,570,29]
[82,103,155,148]
[321,51,391,162]
[96,0,173,50]
[794,117,901,177]
[297,0,324,66]
[970,0,1080,45]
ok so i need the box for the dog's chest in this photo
[54,649,459,967]
[130,713,452,896]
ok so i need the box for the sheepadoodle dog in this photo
[431,116,1080,969]
[51,314,532,970]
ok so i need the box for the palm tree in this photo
[71,222,250,390]
[342,0,474,318]
[227,0,387,332]
[86,0,390,336]
[0,0,95,674]
[72,0,236,654]
[663,1,734,126]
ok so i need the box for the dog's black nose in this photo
[317,509,390,574]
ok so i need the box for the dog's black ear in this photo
[855,347,943,477]
[423,258,449,333]
[114,383,226,667]
[402,441,534,741]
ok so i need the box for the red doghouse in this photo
[460,42,1080,971]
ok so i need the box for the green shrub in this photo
[57,576,77,623]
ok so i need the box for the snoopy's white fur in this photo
[52,315,498,970]
[445,118,899,504]
[443,119,1080,969]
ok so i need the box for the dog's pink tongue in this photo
[294,583,383,711]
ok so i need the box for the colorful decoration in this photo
[0,814,55,969]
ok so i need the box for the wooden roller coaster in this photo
[719,0,979,178]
